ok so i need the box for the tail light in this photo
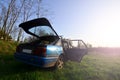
[16,46,22,52]
[33,47,46,57]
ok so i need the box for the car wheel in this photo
[55,55,64,69]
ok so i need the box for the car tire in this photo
[55,55,64,69]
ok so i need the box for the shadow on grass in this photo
[0,54,55,78]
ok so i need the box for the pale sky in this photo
[41,0,120,47]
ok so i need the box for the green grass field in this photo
[0,41,120,80]
[0,52,120,80]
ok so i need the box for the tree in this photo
[17,0,43,42]
[86,43,92,48]
[0,0,45,41]
[0,0,25,40]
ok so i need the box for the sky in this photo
[41,0,120,47]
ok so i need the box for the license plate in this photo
[22,49,32,54]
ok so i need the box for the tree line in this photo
[0,0,47,42]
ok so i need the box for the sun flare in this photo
[89,8,120,47]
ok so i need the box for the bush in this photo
[0,29,12,41]
[0,40,17,54]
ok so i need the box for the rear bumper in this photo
[14,52,58,67]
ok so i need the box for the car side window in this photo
[70,40,87,49]
[78,41,86,49]
[63,41,69,50]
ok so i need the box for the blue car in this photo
[14,18,88,69]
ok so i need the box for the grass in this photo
[0,40,120,80]
[0,52,120,80]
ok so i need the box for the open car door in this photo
[62,39,88,62]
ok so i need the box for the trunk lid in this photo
[19,17,59,38]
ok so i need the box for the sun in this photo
[89,10,120,47]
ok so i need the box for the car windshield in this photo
[28,26,57,37]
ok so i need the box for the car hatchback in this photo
[14,18,64,69]
[14,18,88,69]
